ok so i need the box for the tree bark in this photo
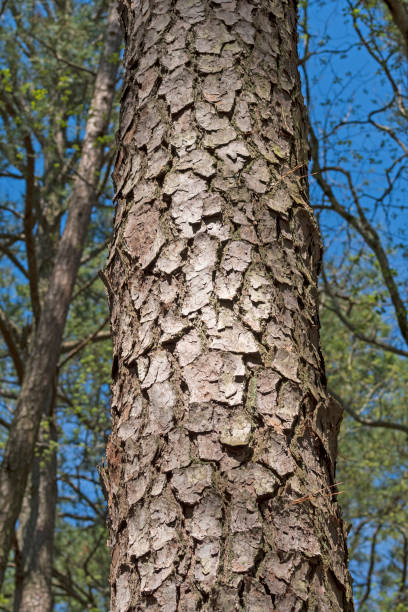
[0,4,122,588]
[105,0,354,609]
[13,390,57,612]
[12,119,61,612]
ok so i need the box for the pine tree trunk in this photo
[13,392,57,612]
[12,143,61,612]
[105,0,354,609]
[0,4,121,587]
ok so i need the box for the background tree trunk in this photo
[105,0,354,609]
[12,137,61,612]
[0,3,122,587]
[13,390,57,612]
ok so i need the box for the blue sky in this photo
[300,2,408,608]
[300,0,408,347]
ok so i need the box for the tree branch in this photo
[0,245,28,278]
[58,317,110,368]
[60,475,105,520]
[322,268,408,359]
[310,125,408,347]
[23,135,40,323]
[0,308,24,384]
[329,388,408,434]
[358,524,381,608]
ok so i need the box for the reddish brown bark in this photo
[105,0,354,609]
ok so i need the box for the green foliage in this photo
[299,0,408,607]
[321,254,408,610]
[53,519,110,610]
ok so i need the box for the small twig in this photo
[280,162,306,178]
[290,482,343,505]
[274,163,306,184]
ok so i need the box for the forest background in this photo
[0,0,406,610]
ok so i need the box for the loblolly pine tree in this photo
[104,0,354,609]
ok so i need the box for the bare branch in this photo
[310,126,408,346]
[322,268,408,358]
[58,317,110,368]
[0,417,10,430]
[359,524,381,608]
[0,245,28,278]
[60,474,105,520]
[23,135,40,323]
[26,32,97,77]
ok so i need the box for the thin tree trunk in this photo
[13,389,57,612]
[12,126,62,612]
[0,4,122,588]
[105,0,354,609]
